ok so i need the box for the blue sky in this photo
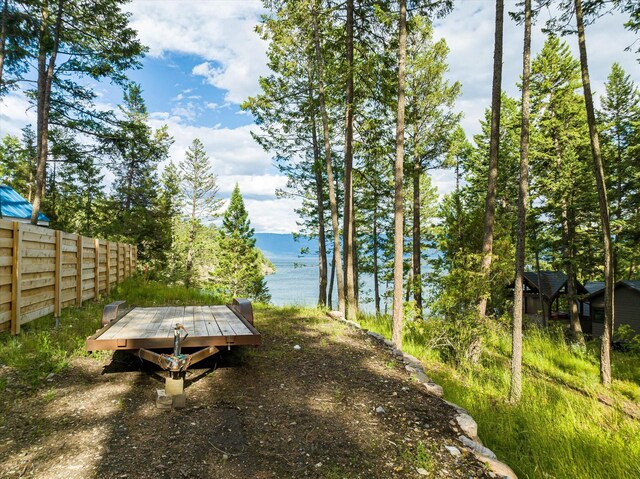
[1,1,638,233]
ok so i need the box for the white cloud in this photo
[0,93,35,136]
[244,197,301,234]
[170,101,201,123]
[148,115,272,176]
[218,174,288,197]
[126,1,269,104]
[430,168,457,198]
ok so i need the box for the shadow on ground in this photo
[0,306,493,479]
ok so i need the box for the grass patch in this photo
[358,313,640,479]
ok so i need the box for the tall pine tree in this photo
[212,184,270,302]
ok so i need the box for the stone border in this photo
[326,311,517,479]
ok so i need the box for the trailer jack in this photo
[136,324,220,408]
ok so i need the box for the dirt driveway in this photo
[0,306,494,478]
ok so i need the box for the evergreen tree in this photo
[0,126,37,202]
[529,35,597,344]
[212,184,270,302]
[158,161,183,280]
[49,129,105,237]
[23,0,146,224]
[106,83,173,265]
[179,138,223,287]
[599,63,640,279]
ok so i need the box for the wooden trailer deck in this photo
[86,304,261,351]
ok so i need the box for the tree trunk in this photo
[412,148,422,316]
[0,0,8,89]
[312,7,345,313]
[373,200,380,316]
[510,0,531,404]
[566,205,584,345]
[343,0,357,321]
[574,0,614,387]
[392,0,407,348]
[309,81,328,307]
[185,193,197,288]
[478,0,504,317]
[328,248,336,309]
[32,0,64,225]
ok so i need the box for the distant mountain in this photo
[254,233,316,259]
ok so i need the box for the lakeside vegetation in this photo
[357,313,640,479]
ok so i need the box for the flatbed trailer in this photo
[86,299,260,407]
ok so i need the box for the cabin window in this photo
[593,308,604,323]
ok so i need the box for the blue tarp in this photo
[0,185,49,223]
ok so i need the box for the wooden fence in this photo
[0,219,137,334]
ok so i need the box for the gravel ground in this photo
[0,307,494,478]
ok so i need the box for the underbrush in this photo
[0,277,224,391]
[357,312,640,479]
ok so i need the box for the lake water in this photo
[262,254,389,313]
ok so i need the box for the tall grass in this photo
[0,278,224,389]
[357,313,640,479]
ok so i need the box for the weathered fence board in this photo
[0,219,136,334]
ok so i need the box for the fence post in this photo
[126,244,130,277]
[106,241,111,295]
[76,234,83,307]
[11,222,22,335]
[94,238,100,299]
[116,242,121,283]
[54,230,62,318]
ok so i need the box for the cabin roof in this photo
[587,280,640,299]
[0,185,49,224]
[584,281,605,294]
[522,271,588,300]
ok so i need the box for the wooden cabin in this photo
[586,281,640,338]
[513,271,589,327]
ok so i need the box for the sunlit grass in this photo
[357,312,640,479]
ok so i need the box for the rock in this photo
[383,339,395,348]
[416,467,428,475]
[46,373,55,381]
[443,400,468,415]
[413,369,430,383]
[375,406,386,414]
[222,454,229,461]
[444,445,461,457]
[405,365,416,373]
[458,435,495,459]
[367,331,385,341]
[422,382,444,397]
[392,348,404,358]
[327,311,345,321]
[345,320,361,329]
[476,455,518,479]
[315,462,322,468]
[455,413,478,441]
[293,345,301,351]
[402,353,423,369]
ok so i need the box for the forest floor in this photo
[0,300,495,479]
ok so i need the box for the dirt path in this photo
[0,307,494,478]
